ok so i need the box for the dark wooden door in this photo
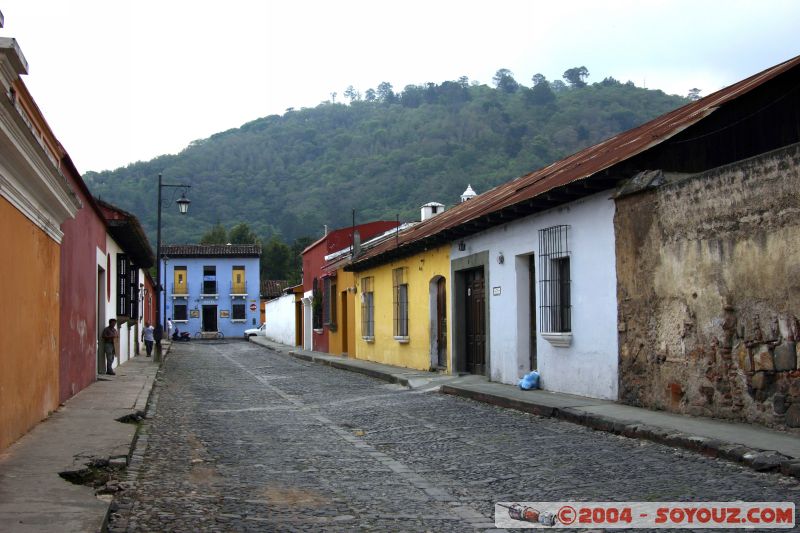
[341,291,348,355]
[465,268,486,375]
[436,277,447,367]
[529,254,537,371]
[202,305,217,332]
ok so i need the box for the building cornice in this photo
[0,41,79,242]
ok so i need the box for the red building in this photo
[302,221,399,352]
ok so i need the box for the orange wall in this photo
[0,197,61,451]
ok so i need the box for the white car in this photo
[244,324,266,337]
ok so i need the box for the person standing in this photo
[167,317,173,339]
[141,322,155,357]
[102,318,118,375]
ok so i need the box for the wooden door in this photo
[529,254,537,371]
[202,305,217,332]
[340,291,348,355]
[465,268,486,375]
[436,277,447,367]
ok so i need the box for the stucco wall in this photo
[264,294,296,346]
[354,245,451,371]
[58,186,106,402]
[451,192,619,399]
[616,143,800,427]
[0,197,61,450]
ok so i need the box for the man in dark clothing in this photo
[102,319,118,375]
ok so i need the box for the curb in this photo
[287,350,413,387]
[440,384,800,480]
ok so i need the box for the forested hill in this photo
[84,72,689,245]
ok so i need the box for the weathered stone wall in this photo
[615,142,800,428]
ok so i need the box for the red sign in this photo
[249,303,257,311]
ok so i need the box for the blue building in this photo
[160,244,261,338]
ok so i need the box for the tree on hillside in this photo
[344,85,361,103]
[377,82,396,104]
[492,68,519,94]
[527,74,556,105]
[229,223,260,245]
[563,66,589,88]
[364,88,377,102]
[200,223,227,244]
[687,88,702,101]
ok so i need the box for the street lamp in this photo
[155,173,191,362]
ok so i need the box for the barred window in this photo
[312,278,322,329]
[232,303,246,320]
[116,254,139,318]
[538,225,571,333]
[322,277,337,327]
[173,303,188,321]
[393,267,409,338]
[361,276,374,338]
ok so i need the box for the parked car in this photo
[244,323,266,337]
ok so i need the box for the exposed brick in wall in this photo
[615,142,800,429]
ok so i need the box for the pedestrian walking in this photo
[102,318,118,375]
[141,321,155,357]
[167,317,173,339]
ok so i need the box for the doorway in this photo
[97,267,105,374]
[464,267,486,375]
[202,305,218,332]
[340,291,349,355]
[429,276,448,369]
[529,254,537,371]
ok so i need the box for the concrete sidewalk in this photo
[0,355,160,533]
[250,336,800,479]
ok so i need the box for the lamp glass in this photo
[176,194,191,214]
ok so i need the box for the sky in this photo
[1,0,798,173]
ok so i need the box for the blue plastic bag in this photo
[518,370,540,390]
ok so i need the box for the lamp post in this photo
[155,173,191,362]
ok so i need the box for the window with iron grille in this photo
[393,267,409,338]
[127,263,139,319]
[116,253,128,316]
[232,303,246,320]
[322,277,337,327]
[538,225,571,333]
[173,303,188,321]
[361,276,374,338]
[312,277,322,329]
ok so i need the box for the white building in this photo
[450,192,619,399]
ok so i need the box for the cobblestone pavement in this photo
[109,341,800,532]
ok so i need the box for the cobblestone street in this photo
[110,341,800,532]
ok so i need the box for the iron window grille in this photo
[538,225,571,333]
[232,303,246,320]
[322,277,337,327]
[116,253,139,319]
[393,267,409,337]
[173,303,188,321]
[312,278,323,329]
[361,276,374,338]
[202,266,217,294]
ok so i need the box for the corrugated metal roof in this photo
[348,53,800,271]
[161,244,261,257]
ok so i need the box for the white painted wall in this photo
[264,294,296,345]
[450,192,619,400]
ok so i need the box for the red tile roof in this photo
[348,53,800,271]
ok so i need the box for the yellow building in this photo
[348,244,451,371]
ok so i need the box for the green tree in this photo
[364,88,377,102]
[687,88,702,101]
[200,223,227,244]
[376,82,396,104]
[563,66,589,88]
[344,85,361,103]
[492,68,519,94]
[261,235,293,281]
[228,222,260,244]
